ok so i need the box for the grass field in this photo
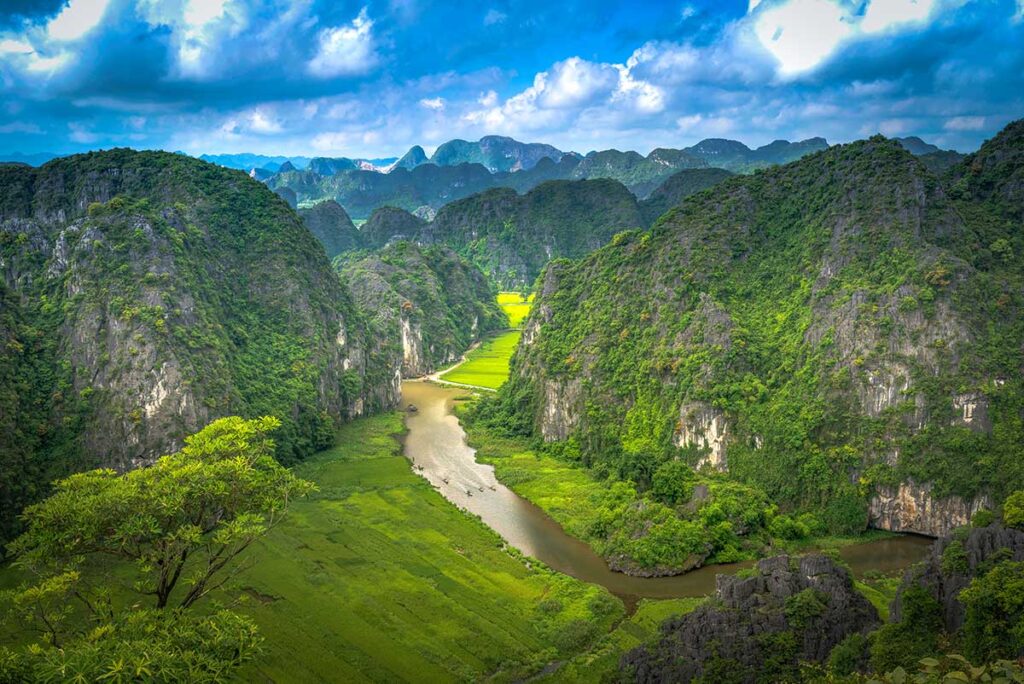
[462,420,620,546]
[439,330,521,390]
[226,412,630,682]
[497,292,534,329]
[0,412,702,682]
[437,292,533,390]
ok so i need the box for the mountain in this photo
[391,145,428,171]
[683,137,829,172]
[424,178,643,289]
[0,149,400,542]
[267,163,498,219]
[623,555,879,682]
[638,167,734,225]
[248,167,275,181]
[430,135,565,172]
[264,135,831,218]
[492,123,1023,568]
[361,205,427,249]
[339,241,506,376]
[569,148,709,198]
[895,136,942,155]
[308,157,359,175]
[298,200,362,257]
[199,153,311,171]
[278,160,297,173]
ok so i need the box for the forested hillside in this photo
[0,150,399,542]
[339,241,506,376]
[488,122,1024,562]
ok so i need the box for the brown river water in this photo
[401,381,932,607]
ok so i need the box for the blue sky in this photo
[0,0,1021,158]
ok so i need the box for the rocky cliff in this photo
[621,555,879,683]
[892,524,1024,634]
[502,121,1024,538]
[339,241,505,377]
[0,149,400,541]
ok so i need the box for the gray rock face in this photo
[869,481,991,537]
[622,555,879,683]
[892,525,1024,633]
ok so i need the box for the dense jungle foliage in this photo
[478,121,1024,570]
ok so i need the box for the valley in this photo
[1,110,1021,684]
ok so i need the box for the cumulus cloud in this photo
[307,7,378,78]
[419,97,445,110]
[47,0,113,41]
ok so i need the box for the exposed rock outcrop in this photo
[869,481,992,537]
[621,555,880,683]
[892,524,1024,633]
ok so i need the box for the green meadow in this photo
[224,412,629,682]
[497,291,534,329]
[439,330,522,390]
[438,292,533,390]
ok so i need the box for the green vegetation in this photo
[497,291,534,328]
[0,149,394,544]
[463,416,774,574]
[542,597,704,682]
[0,416,302,681]
[959,560,1024,663]
[441,330,522,390]
[870,584,943,672]
[1003,490,1024,528]
[205,412,628,682]
[483,124,1024,566]
[339,241,506,375]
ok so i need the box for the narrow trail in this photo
[414,339,497,392]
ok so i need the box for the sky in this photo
[0,0,1022,159]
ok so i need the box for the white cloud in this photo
[419,97,445,110]
[478,90,498,107]
[68,122,98,143]
[537,57,618,109]
[138,0,249,80]
[0,39,34,55]
[26,52,72,73]
[861,0,937,34]
[307,8,378,78]
[483,9,507,25]
[247,109,282,133]
[753,0,854,77]
[944,115,986,131]
[47,0,112,41]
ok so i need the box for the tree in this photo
[959,560,1024,663]
[4,416,314,635]
[1003,490,1024,529]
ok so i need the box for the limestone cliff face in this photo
[868,481,991,537]
[676,401,729,471]
[0,150,398,488]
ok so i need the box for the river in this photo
[401,381,932,608]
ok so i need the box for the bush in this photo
[971,509,995,528]
[870,585,942,672]
[770,514,810,540]
[1003,490,1024,529]
[827,632,869,676]
[959,560,1024,663]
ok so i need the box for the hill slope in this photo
[339,242,506,376]
[496,124,1024,541]
[298,200,362,257]
[0,150,400,541]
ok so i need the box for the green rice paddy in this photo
[438,292,534,390]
